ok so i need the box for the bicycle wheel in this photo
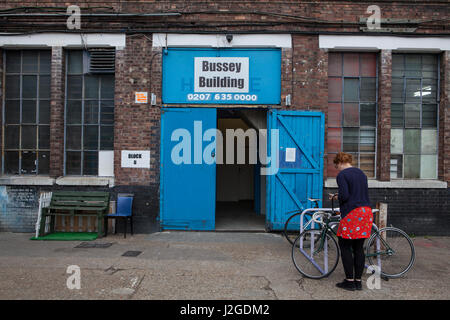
[366,227,415,278]
[283,211,313,245]
[292,228,340,279]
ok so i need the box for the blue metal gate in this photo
[266,110,325,230]
[160,108,216,230]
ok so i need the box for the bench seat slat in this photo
[50,201,106,207]
[52,191,109,196]
[44,212,106,216]
[47,206,107,211]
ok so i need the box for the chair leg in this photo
[97,215,103,239]
[130,217,133,236]
[124,218,127,239]
[104,217,108,237]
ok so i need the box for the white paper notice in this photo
[285,148,296,162]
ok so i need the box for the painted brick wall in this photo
[0,186,39,233]
[0,185,159,233]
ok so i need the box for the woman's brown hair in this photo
[333,152,353,166]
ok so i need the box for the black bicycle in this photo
[291,206,416,279]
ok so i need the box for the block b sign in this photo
[121,150,150,168]
[162,48,281,104]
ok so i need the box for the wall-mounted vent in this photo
[87,48,115,74]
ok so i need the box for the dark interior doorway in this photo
[215,108,267,231]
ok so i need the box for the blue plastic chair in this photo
[106,196,133,238]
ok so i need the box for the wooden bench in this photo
[38,191,110,238]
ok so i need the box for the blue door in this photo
[160,108,216,230]
[266,110,325,230]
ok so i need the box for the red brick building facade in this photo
[0,1,449,234]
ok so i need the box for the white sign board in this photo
[194,57,249,93]
[121,150,150,168]
[285,148,296,162]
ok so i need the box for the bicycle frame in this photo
[366,232,396,257]
[296,207,382,277]
[313,218,336,255]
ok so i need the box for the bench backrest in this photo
[50,191,110,210]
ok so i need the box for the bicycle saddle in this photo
[308,198,321,202]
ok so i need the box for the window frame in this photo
[390,53,440,180]
[63,50,115,176]
[327,52,379,179]
[2,49,51,175]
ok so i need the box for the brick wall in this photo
[0,49,3,173]
[0,1,449,234]
[439,51,450,182]
[0,1,448,34]
[324,187,450,236]
[50,47,65,177]
[291,35,328,112]
[377,50,392,181]
[114,35,161,186]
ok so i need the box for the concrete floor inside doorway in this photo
[215,200,266,232]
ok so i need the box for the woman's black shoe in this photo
[336,279,356,291]
[354,280,363,291]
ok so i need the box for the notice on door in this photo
[121,151,150,168]
[285,148,296,162]
[194,57,249,93]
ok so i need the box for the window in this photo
[390,54,439,179]
[65,50,115,175]
[327,52,378,178]
[3,50,51,174]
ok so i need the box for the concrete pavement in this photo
[0,231,449,300]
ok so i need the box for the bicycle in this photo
[283,198,339,246]
[291,204,415,280]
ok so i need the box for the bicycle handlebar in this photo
[312,211,333,225]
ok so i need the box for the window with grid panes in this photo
[327,52,378,178]
[3,50,51,174]
[65,50,114,175]
[390,54,439,179]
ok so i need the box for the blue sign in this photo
[162,48,281,104]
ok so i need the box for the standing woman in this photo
[332,152,373,291]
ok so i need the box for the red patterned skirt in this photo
[336,206,373,239]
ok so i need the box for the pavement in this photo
[0,231,449,300]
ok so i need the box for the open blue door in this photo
[266,110,325,230]
[160,108,216,230]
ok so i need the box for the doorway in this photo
[215,108,267,231]
[160,108,324,232]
